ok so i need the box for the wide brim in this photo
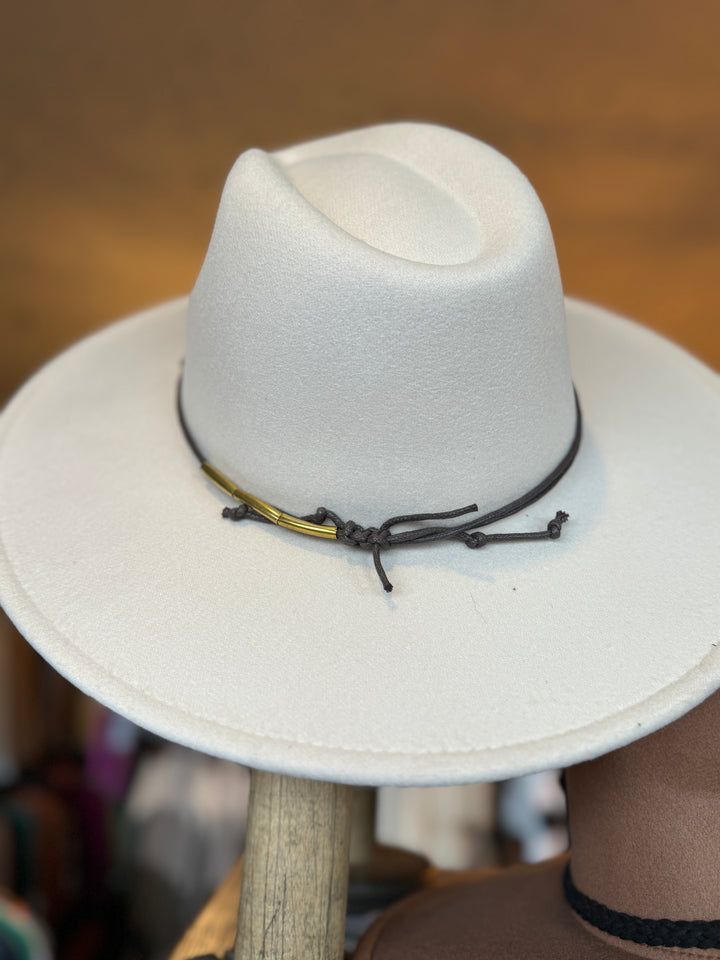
[0,298,718,786]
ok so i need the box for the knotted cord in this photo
[178,382,580,592]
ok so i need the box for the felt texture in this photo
[567,688,720,924]
[354,858,720,960]
[354,859,628,960]
[0,299,718,785]
[182,124,576,521]
[0,123,719,785]
[355,691,720,959]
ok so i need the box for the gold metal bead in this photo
[201,462,337,539]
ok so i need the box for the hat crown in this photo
[182,123,576,521]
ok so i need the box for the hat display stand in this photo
[169,779,428,960]
[230,777,426,960]
[166,772,353,960]
[234,770,352,960]
[354,687,720,960]
[1,123,720,960]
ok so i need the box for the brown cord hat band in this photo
[177,383,581,592]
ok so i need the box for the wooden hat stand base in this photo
[354,689,720,960]
[171,776,429,960]
[235,771,353,960]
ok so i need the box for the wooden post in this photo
[235,769,353,960]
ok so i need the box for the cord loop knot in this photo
[177,379,582,593]
[222,503,250,521]
[464,531,489,549]
[547,510,570,539]
[338,520,391,549]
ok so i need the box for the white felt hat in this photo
[0,123,718,786]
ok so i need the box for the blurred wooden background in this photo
[0,4,718,953]
[2,0,719,410]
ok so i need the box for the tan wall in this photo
[2,0,719,399]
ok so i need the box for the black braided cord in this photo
[564,865,720,949]
[178,382,581,592]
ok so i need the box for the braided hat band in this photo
[564,866,720,950]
